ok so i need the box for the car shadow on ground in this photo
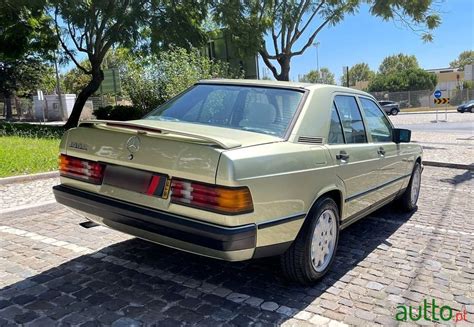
[0,203,415,326]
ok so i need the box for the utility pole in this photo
[53,50,65,120]
[343,66,350,87]
[313,42,320,74]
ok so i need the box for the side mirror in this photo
[392,128,411,143]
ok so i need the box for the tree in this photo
[299,68,335,84]
[341,63,375,86]
[368,68,437,92]
[0,0,56,60]
[0,0,56,119]
[51,0,154,129]
[122,47,243,113]
[378,53,419,75]
[215,1,440,81]
[0,58,51,118]
[449,50,474,70]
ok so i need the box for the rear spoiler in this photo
[78,120,242,149]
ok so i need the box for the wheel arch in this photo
[306,186,344,224]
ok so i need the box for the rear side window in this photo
[328,103,344,144]
[334,95,367,143]
[359,98,392,142]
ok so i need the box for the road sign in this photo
[434,90,442,98]
[434,98,450,104]
[100,69,121,94]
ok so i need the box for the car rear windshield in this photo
[144,84,304,137]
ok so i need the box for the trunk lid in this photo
[64,119,282,184]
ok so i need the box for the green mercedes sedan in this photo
[53,80,422,284]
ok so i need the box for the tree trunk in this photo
[276,56,291,81]
[4,94,13,120]
[64,67,104,130]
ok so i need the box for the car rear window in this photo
[144,84,304,137]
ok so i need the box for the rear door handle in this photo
[378,147,386,155]
[336,151,350,161]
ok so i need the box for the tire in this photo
[280,197,340,284]
[390,108,399,116]
[397,162,422,212]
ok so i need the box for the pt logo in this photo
[126,136,140,160]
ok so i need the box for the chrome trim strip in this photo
[257,213,307,229]
[345,173,411,203]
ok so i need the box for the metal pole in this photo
[313,42,320,81]
[54,51,65,120]
[316,45,319,73]
[346,67,350,88]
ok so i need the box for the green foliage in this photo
[93,105,143,121]
[368,68,437,92]
[62,62,92,95]
[215,1,440,80]
[122,47,243,114]
[0,0,56,60]
[0,122,65,139]
[0,58,52,97]
[148,1,208,53]
[462,80,473,90]
[341,63,375,86]
[378,54,419,75]
[299,68,335,85]
[449,50,474,69]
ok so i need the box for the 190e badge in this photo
[68,141,88,151]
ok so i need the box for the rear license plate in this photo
[102,165,167,197]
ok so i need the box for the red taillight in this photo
[170,179,253,215]
[59,154,105,185]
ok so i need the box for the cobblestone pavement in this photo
[388,113,474,166]
[0,166,473,326]
[391,111,474,125]
[0,178,59,211]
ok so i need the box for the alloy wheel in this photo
[310,209,337,272]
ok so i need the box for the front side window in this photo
[359,98,392,142]
[334,95,367,143]
[145,84,304,137]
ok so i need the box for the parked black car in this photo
[457,100,474,113]
[378,100,400,115]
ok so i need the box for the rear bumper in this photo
[53,185,258,261]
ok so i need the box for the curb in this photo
[423,161,474,170]
[0,171,59,185]
[0,201,59,218]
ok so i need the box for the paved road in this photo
[0,167,473,326]
[396,121,474,133]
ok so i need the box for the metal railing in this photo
[369,88,473,109]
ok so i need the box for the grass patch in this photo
[0,136,60,177]
[0,122,64,177]
[0,122,65,138]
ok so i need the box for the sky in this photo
[259,0,474,83]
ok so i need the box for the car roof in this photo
[197,79,372,97]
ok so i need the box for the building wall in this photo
[425,68,464,91]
